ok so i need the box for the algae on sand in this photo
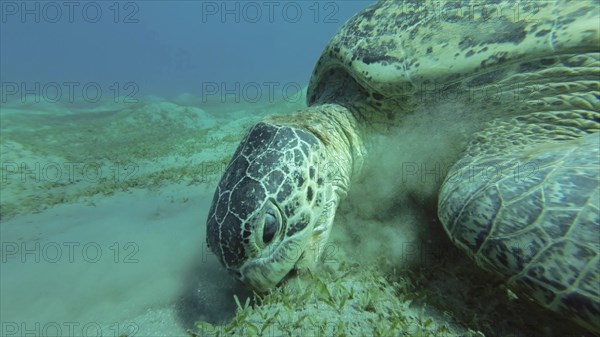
[191,262,466,337]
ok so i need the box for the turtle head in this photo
[206,122,341,292]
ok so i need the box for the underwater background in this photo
[0,1,371,335]
[1,1,597,337]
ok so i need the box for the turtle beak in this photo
[278,258,301,285]
[227,268,243,281]
[240,254,303,292]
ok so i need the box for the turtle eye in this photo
[262,212,279,244]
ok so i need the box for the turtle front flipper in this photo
[438,125,600,332]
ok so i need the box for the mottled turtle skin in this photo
[206,0,599,332]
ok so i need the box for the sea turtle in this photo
[205,0,599,332]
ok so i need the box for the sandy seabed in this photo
[1,94,595,337]
[0,95,268,336]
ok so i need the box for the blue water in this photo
[1,1,370,99]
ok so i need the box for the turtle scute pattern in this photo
[207,0,600,332]
[308,0,599,129]
[438,132,600,331]
[206,123,323,269]
[307,0,600,332]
